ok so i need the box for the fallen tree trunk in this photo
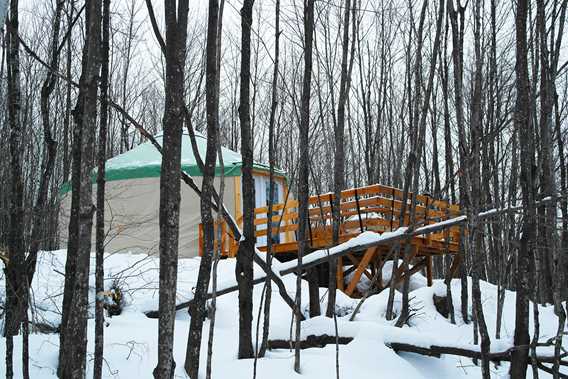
[267,334,353,350]
[389,342,568,367]
[145,272,303,320]
[145,275,268,319]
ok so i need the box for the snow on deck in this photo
[278,229,408,273]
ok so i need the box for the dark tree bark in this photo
[535,0,556,305]
[94,0,110,377]
[153,1,189,378]
[4,1,24,378]
[393,0,444,326]
[185,0,220,377]
[21,2,64,377]
[328,0,352,318]
[511,0,535,376]
[469,0,491,375]
[59,0,102,377]
[295,0,315,372]
[447,0,469,324]
[26,0,64,302]
[236,0,255,359]
[62,1,74,184]
[260,0,281,357]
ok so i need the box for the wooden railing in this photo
[198,183,462,257]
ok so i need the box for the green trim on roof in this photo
[59,162,286,195]
[59,133,287,195]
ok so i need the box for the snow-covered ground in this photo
[0,249,565,378]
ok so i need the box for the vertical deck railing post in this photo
[390,187,396,231]
[354,187,364,233]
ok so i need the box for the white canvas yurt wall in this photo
[59,133,288,258]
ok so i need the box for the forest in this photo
[0,0,568,378]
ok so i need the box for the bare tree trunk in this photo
[469,0,490,375]
[94,0,110,377]
[447,0,469,324]
[14,1,64,377]
[259,0,281,357]
[510,0,535,376]
[328,0,353,318]
[395,0,444,326]
[185,0,220,377]
[236,0,255,359]
[534,0,555,305]
[62,0,74,183]
[205,145,225,379]
[59,0,102,376]
[4,1,24,378]
[295,0,315,372]
[153,1,189,378]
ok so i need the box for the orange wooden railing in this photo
[198,183,462,257]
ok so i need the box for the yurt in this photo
[59,132,290,257]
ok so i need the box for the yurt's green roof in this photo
[60,132,284,193]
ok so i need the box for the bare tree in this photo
[236,0,255,359]
[295,0,315,373]
[328,0,354,318]
[510,0,535,376]
[94,0,111,377]
[59,0,102,376]
[152,0,189,377]
[4,0,24,377]
[259,0,281,358]
[185,0,221,377]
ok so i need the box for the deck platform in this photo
[199,184,462,297]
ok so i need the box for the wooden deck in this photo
[199,183,462,297]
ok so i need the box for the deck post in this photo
[337,256,344,291]
[426,255,433,286]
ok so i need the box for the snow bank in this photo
[0,249,565,378]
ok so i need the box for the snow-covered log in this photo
[267,335,353,350]
[388,342,568,367]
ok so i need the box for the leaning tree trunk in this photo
[59,0,102,377]
[236,0,255,359]
[153,1,189,378]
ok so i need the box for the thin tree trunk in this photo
[94,0,110,377]
[4,1,24,378]
[17,2,64,377]
[153,1,189,378]
[185,0,220,377]
[205,145,225,379]
[510,0,535,376]
[236,0,255,359]
[259,0,280,357]
[62,0,74,183]
[59,0,102,376]
[469,0,491,375]
[395,0,444,326]
[295,0,315,372]
[328,0,352,319]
